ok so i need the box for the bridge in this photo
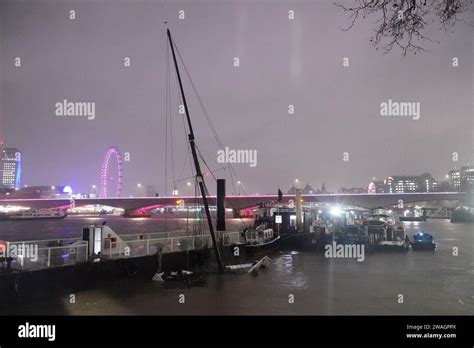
[0,192,470,216]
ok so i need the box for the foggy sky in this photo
[0,0,473,196]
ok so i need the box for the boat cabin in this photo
[253,206,317,235]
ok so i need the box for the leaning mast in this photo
[166,28,224,273]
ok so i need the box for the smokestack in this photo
[295,188,303,231]
[216,179,226,231]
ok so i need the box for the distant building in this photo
[288,182,326,194]
[448,166,473,192]
[419,173,438,193]
[368,181,386,193]
[338,187,366,194]
[448,169,461,191]
[385,173,437,193]
[1,148,21,189]
[19,185,71,199]
[460,166,474,192]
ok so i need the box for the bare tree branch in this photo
[335,0,473,55]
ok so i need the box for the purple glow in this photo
[100,146,123,198]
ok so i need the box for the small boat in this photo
[364,215,409,252]
[1,208,67,220]
[450,206,474,223]
[243,224,280,257]
[411,232,436,251]
[375,225,409,251]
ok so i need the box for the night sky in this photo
[0,0,473,196]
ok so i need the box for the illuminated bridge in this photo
[0,192,471,217]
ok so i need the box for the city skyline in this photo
[0,0,473,196]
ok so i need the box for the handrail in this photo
[1,237,81,245]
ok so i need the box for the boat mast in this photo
[167,28,224,273]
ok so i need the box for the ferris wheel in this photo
[100,146,123,198]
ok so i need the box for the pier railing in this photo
[117,230,194,242]
[1,240,89,271]
[102,234,215,259]
[0,230,244,270]
[102,231,243,259]
[221,231,244,246]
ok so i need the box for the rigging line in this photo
[169,92,176,190]
[170,36,211,198]
[171,52,196,189]
[172,77,189,182]
[195,144,217,182]
[174,70,195,186]
[170,35,246,236]
[173,39,223,147]
[175,167,227,183]
[182,102,196,186]
[165,39,169,198]
[175,119,192,183]
[171,36,241,192]
[164,37,172,229]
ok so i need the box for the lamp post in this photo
[186,182,192,233]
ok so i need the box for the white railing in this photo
[5,237,81,249]
[5,240,89,271]
[117,230,193,242]
[102,234,215,259]
[221,231,244,246]
[1,230,245,268]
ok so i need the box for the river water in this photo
[0,217,472,315]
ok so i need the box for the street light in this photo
[294,179,301,190]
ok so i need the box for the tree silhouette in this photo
[335,0,473,55]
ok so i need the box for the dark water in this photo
[0,217,473,315]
